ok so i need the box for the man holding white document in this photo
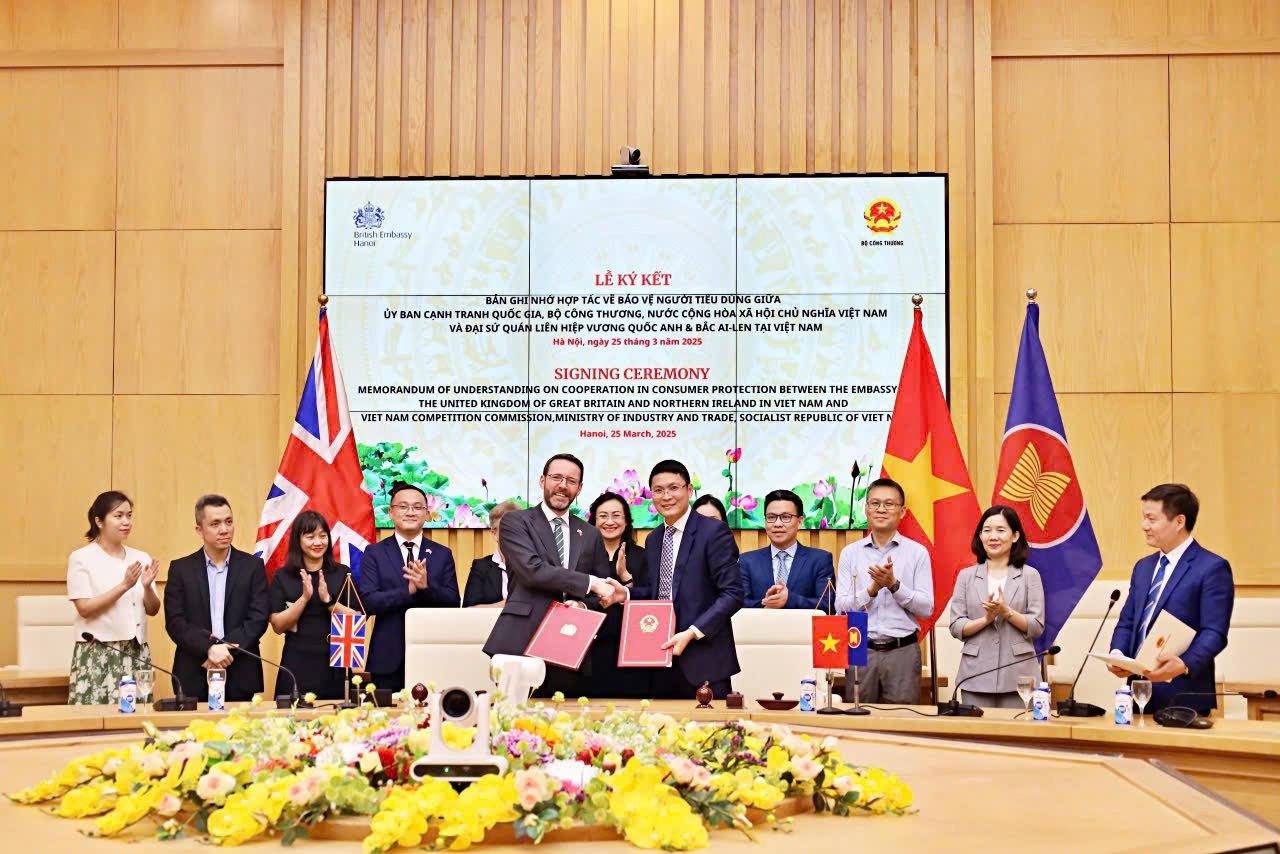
[1106,484,1234,715]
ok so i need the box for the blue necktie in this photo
[1139,554,1169,640]
[775,551,791,586]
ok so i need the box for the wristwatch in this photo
[888,581,901,594]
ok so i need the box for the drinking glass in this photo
[1016,675,1035,717]
[1131,679,1153,726]
[134,667,155,714]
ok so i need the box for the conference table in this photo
[1,701,1277,852]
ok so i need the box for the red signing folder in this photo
[524,602,607,670]
[618,601,675,667]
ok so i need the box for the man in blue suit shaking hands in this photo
[631,459,743,699]
[357,482,460,692]
[740,489,835,610]
[1108,484,1234,714]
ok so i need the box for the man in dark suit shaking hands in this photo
[631,459,743,699]
[164,495,269,702]
[482,453,624,697]
[358,482,460,692]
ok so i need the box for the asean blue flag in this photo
[993,303,1103,651]
[846,611,868,667]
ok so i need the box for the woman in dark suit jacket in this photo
[587,492,648,699]
[463,501,521,607]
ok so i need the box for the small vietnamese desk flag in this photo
[812,612,869,668]
[881,302,981,635]
[812,615,847,669]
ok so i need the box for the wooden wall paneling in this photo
[0,231,115,394]
[781,0,806,174]
[933,0,946,172]
[993,57,1168,224]
[813,0,835,173]
[427,0,453,175]
[945,0,970,460]
[605,0,628,175]
[378,0,402,176]
[582,0,606,175]
[707,0,730,174]
[117,67,283,228]
[505,0,529,175]
[629,0,654,172]
[480,0,504,175]
[0,396,113,576]
[115,231,281,395]
[1168,0,1280,41]
[993,225,1172,393]
[1171,56,1280,223]
[556,0,582,175]
[997,393,1174,580]
[111,396,281,567]
[402,0,428,174]
[0,69,116,229]
[1173,394,1280,588]
[279,0,301,439]
[651,0,678,174]
[865,0,886,172]
[326,0,352,176]
[680,0,705,175]
[353,0,377,176]
[917,0,936,172]
[1171,224,1280,394]
[528,0,551,173]
[452,0,478,176]
[732,0,755,174]
[0,0,115,50]
[297,0,328,402]
[756,0,781,174]
[890,0,910,171]
[992,0,1168,51]
[837,0,857,173]
[118,0,285,49]
[972,0,996,494]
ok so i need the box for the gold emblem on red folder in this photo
[639,615,659,634]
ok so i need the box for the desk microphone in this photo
[0,676,23,717]
[1151,691,1246,729]
[938,645,1060,717]
[1057,589,1121,718]
[80,632,198,711]
[208,634,311,710]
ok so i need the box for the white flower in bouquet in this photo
[195,769,236,804]
[790,757,823,781]
[542,759,599,789]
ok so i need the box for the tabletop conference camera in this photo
[409,687,509,785]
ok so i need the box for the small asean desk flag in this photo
[881,302,981,636]
[812,612,869,669]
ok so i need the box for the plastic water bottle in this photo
[799,677,817,712]
[118,676,137,714]
[207,667,227,712]
[1031,681,1051,721]
[1114,686,1133,725]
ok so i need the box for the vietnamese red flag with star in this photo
[880,304,981,636]
[812,614,848,669]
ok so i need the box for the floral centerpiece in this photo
[8,697,912,850]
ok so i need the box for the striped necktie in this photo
[775,551,791,585]
[1139,554,1170,640]
[552,518,565,566]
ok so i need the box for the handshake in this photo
[587,576,629,608]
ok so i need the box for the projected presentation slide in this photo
[325,175,947,529]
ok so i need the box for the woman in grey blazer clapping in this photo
[949,505,1045,709]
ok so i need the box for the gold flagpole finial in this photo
[1026,289,1038,304]
[319,293,330,308]
[911,293,923,308]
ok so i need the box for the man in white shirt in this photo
[835,478,933,703]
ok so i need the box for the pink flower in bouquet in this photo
[813,479,835,499]
[731,494,757,512]
[515,767,554,810]
[725,448,743,463]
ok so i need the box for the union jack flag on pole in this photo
[329,613,368,670]
[255,307,375,582]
